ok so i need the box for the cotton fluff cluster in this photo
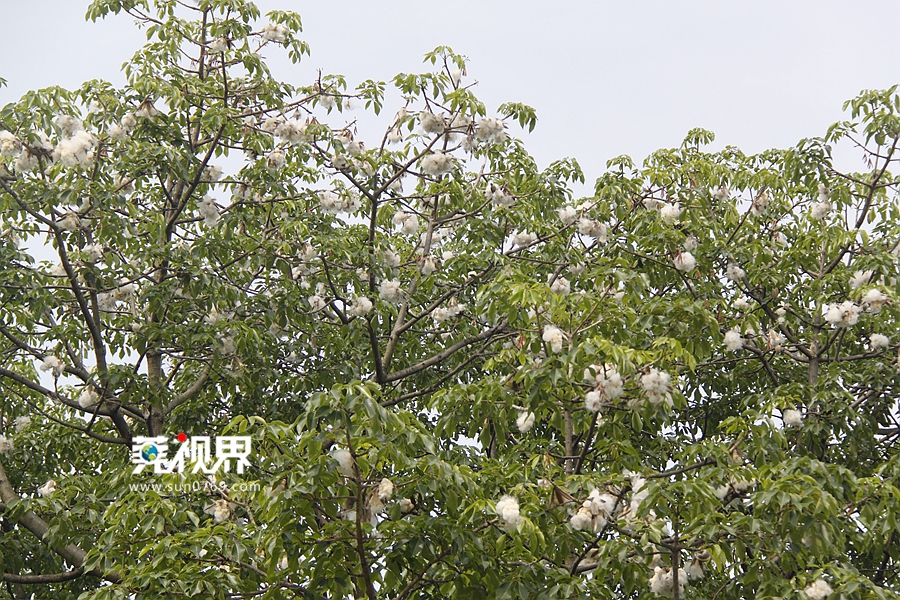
[861,289,889,313]
[542,325,565,353]
[38,480,57,498]
[379,279,404,304]
[40,355,64,377]
[810,184,832,220]
[583,364,625,412]
[673,251,696,272]
[266,148,286,170]
[475,117,507,144]
[803,579,834,600]
[641,369,672,407]
[766,329,787,352]
[392,210,419,234]
[574,217,607,243]
[419,111,446,134]
[850,270,873,289]
[274,120,307,144]
[78,386,100,409]
[419,152,454,176]
[261,23,288,43]
[659,202,682,222]
[485,182,514,207]
[58,211,81,232]
[516,411,535,433]
[570,489,617,533]
[53,121,97,168]
[0,131,22,156]
[750,191,771,216]
[725,263,745,281]
[549,275,570,295]
[0,435,12,455]
[349,297,373,317]
[206,499,232,523]
[317,190,360,214]
[495,495,521,532]
[824,301,860,327]
[511,230,538,248]
[14,416,31,432]
[557,206,578,226]
[870,333,890,350]
[724,329,743,351]
[333,449,355,477]
[649,566,688,598]
[196,196,220,227]
[783,408,804,427]
[431,300,465,325]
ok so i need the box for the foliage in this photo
[1,1,899,598]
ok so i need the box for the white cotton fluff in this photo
[387,128,403,144]
[108,123,127,140]
[383,248,401,269]
[485,182,514,207]
[121,113,137,129]
[750,191,771,216]
[198,196,219,227]
[862,289,889,313]
[207,499,231,523]
[824,301,860,327]
[557,206,577,226]
[379,279,404,304]
[659,202,682,222]
[734,296,751,311]
[420,256,438,276]
[377,478,394,502]
[0,131,22,156]
[475,117,507,143]
[333,449,355,477]
[683,235,699,251]
[432,301,465,325]
[724,329,743,352]
[569,506,594,531]
[870,333,890,350]
[549,276,570,296]
[584,364,625,401]
[803,579,834,600]
[850,270,873,289]
[266,148,286,170]
[15,148,39,172]
[38,480,57,498]
[59,211,81,232]
[392,211,419,235]
[350,297,373,317]
[399,498,414,513]
[810,201,832,220]
[307,295,326,311]
[54,115,83,137]
[202,165,223,182]
[40,355,64,377]
[0,435,12,455]
[512,230,538,248]
[14,416,31,432]
[766,329,787,351]
[274,120,307,144]
[726,263,745,281]
[713,186,730,201]
[641,369,672,407]
[673,251,696,272]
[783,409,803,427]
[542,325,565,353]
[684,558,705,581]
[585,390,603,412]
[84,244,104,263]
[495,495,521,532]
[419,111,446,134]
[649,566,687,598]
[576,217,607,242]
[516,411,536,433]
[420,152,454,176]
[262,22,288,42]
[53,130,96,167]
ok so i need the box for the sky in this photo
[2,1,900,192]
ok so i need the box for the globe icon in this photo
[140,444,159,462]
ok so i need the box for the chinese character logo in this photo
[131,433,252,475]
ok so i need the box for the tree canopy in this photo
[1,1,900,599]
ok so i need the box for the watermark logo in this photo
[131,433,251,475]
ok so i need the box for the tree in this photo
[0,1,899,598]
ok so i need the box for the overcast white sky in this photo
[2,1,900,189]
